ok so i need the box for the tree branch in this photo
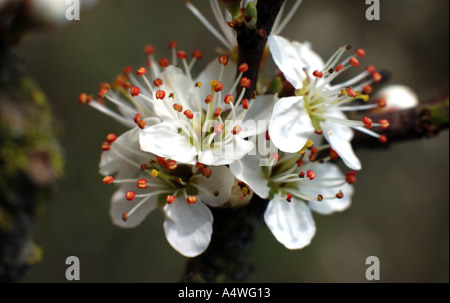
[353,90,449,147]
[181,0,285,283]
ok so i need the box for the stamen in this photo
[306,170,316,180]
[286,194,293,202]
[232,125,242,135]
[136,67,147,76]
[144,45,155,55]
[379,119,390,130]
[355,48,365,58]
[184,110,194,119]
[159,58,169,68]
[346,171,357,184]
[101,141,111,151]
[130,86,140,97]
[137,179,147,189]
[103,176,114,184]
[106,133,117,143]
[126,191,136,201]
[336,190,344,199]
[186,196,197,204]
[362,116,374,129]
[166,195,176,204]
[156,90,166,100]
[153,78,163,87]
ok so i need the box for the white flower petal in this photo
[110,185,158,228]
[264,196,316,249]
[229,153,270,199]
[291,41,325,74]
[191,166,235,207]
[239,94,278,137]
[99,127,150,177]
[322,121,361,170]
[163,199,213,257]
[269,96,314,153]
[139,121,197,164]
[268,35,307,89]
[301,163,354,215]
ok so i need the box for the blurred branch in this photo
[353,90,449,147]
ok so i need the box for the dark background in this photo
[14,0,449,282]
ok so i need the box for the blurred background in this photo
[5,0,448,282]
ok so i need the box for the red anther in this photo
[336,190,344,199]
[102,176,114,184]
[214,190,220,197]
[271,152,280,162]
[157,156,167,167]
[379,134,388,143]
[156,90,166,100]
[184,110,194,119]
[298,171,305,178]
[166,160,177,170]
[218,55,229,65]
[346,87,357,98]
[224,94,234,104]
[314,130,323,135]
[231,125,242,135]
[186,196,197,204]
[153,78,163,87]
[329,147,339,161]
[126,191,136,201]
[363,85,373,94]
[349,57,359,67]
[241,98,249,110]
[202,168,212,178]
[214,82,224,92]
[169,92,175,99]
[195,162,203,168]
[379,119,390,130]
[296,158,304,167]
[310,147,319,154]
[362,116,373,129]
[312,70,323,78]
[265,130,270,141]
[173,103,183,112]
[99,82,111,90]
[213,107,222,117]
[214,123,224,134]
[137,120,147,129]
[309,154,317,162]
[136,67,147,76]
[134,113,142,123]
[377,98,387,108]
[365,65,376,74]
[78,93,92,105]
[240,77,251,88]
[168,40,177,49]
[335,64,344,72]
[355,48,365,58]
[317,194,324,201]
[121,213,129,222]
[166,195,176,204]
[286,194,293,202]
[130,86,140,97]
[122,66,133,74]
[137,179,147,189]
[177,50,187,59]
[306,170,316,180]
[159,58,169,68]
[140,164,150,171]
[204,94,214,104]
[238,63,248,73]
[106,133,117,143]
[346,171,357,184]
[372,72,382,82]
[101,141,111,151]
[192,49,203,60]
[144,45,155,55]
[98,88,108,98]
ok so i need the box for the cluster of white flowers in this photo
[80,0,398,257]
